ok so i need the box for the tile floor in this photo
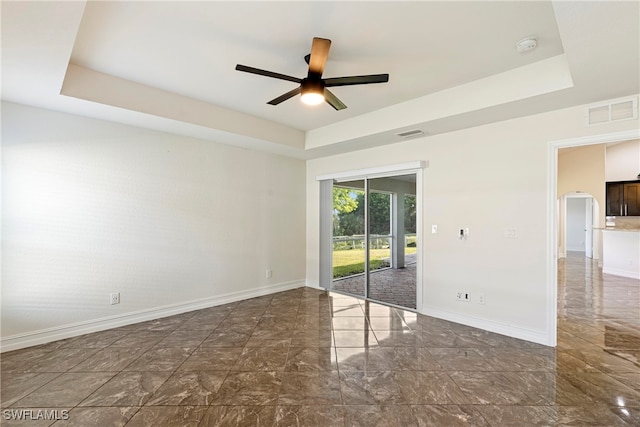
[1,252,639,426]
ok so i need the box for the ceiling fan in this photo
[235,37,389,110]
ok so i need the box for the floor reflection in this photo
[1,253,638,425]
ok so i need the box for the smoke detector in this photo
[516,37,537,53]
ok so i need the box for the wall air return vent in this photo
[396,129,424,139]
[585,96,638,126]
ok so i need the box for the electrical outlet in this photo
[456,291,470,302]
[478,293,485,305]
[266,269,272,279]
[110,292,120,305]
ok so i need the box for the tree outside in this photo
[333,190,391,236]
[332,187,416,279]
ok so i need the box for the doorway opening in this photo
[559,193,599,260]
[549,129,639,346]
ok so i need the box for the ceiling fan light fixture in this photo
[300,80,325,106]
[300,91,325,106]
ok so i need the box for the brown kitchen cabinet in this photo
[606,181,640,216]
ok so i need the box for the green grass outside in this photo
[333,247,417,278]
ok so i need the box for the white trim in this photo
[421,306,551,346]
[316,161,426,181]
[415,167,424,313]
[304,281,324,290]
[603,267,640,280]
[551,129,640,149]
[318,179,334,289]
[547,128,640,348]
[547,137,559,346]
[563,192,599,199]
[0,280,304,353]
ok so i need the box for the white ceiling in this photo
[2,1,639,159]
[70,1,564,130]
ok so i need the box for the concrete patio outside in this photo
[332,253,417,309]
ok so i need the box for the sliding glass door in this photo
[331,179,366,298]
[330,173,417,309]
[367,184,392,303]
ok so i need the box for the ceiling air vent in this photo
[396,129,424,139]
[586,96,638,126]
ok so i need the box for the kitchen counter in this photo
[599,228,640,279]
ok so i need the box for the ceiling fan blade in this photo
[308,37,331,77]
[267,86,302,105]
[235,64,302,83]
[324,88,347,110]
[324,74,389,87]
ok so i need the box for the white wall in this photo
[306,98,640,345]
[606,139,640,181]
[1,102,306,350]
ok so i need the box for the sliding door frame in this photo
[317,161,425,312]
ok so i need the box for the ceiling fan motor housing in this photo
[302,78,325,95]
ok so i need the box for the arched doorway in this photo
[558,192,600,260]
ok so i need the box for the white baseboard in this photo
[1,280,304,353]
[603,267,640,280]
[420,305,552,346]
[304,281,325,290]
